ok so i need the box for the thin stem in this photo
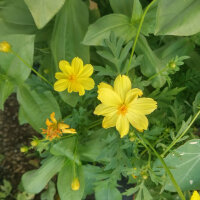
[162,110,200,157]
[11,50,53,87]
[126,0,157,75]
[137,133,186,200]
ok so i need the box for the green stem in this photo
[147,65,168,81]
[126,0,157,75]
[162,110,200,157]
[137,133,186,200]
[11,50,53,87]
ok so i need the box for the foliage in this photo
[0,0,200,200]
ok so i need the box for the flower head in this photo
[0,41,11,53]
[54,57,95,96]
[94,75,157,138]
[42,112,76,141]
[191,191,200,200]
[20,146,28,153]
[71,178,80,191]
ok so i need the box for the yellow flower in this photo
[71,178,80,191]
[191,191,200,200]
[94,75,157,138]
[0,41,11,53]
[54,57,95,96]
[42,112,76,141]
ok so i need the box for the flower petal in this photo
[114,75,131,101]
[127,112,148,131]
[116,115,129,138]
[94,104,117,116]
[98,82,113,91]
[79,64,93,77]
[58,123,69,129]
[79,77,95,90]
[54,79,69,92]
[62,128,77,134]
[125,88,143,105]
[55,72,67,80]
[98,88,122,106]
[46,118,52,126]
[50,112,57,124]
[102,114,118,129]
[71,57,83,74]
[59,60,72,74]
[130,98,157,115]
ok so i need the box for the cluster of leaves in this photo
[1,0,200,200]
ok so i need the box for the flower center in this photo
[69,75,77,81]
[118,104,128,115]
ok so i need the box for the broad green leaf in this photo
[163,139,200,191]
[82,14,137,46]
[57,162,84,200]
[41,181,56,200]
[51,0,89,65]
[50,137,81,165]
[24,0,65,29]
[22,156,65,194]
[0,34,34,84]
[95,183,122,200]
[0,79,14,110]
[131,0,143,22]
[17,84,61,132]
[109,0,133,17]
[155,0,200,36]
[0,0,36,35]
[59,92,80,108]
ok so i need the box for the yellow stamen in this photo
[69,75,77,81]
[118,104,128,115]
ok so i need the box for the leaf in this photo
[59,92,80,108]
[83,14,137,46]
[24,0,65,29]
[155,0,200,36]
[0,34,35,84]
[51,0,89,66]
[22,156,65,194]
[95,183,122,200]
[193,92,200,114]
[17,84,61,132]
[50,137,81,165]
[57,162,84,200]
[131,0,143,22]
[109,0,133,17]
[0,79,14,110]
[41,181,56,200]
[0,179,12,198]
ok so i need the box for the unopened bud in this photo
[143,175,148,180]
[20,146,28,153]
[129,137,135,142]
[31,139,39,147]
[169,62,176,68]
[71,178,80,191]
[0,41,11,53]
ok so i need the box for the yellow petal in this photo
[125,88,143,105]
[79,77,95,90]
[130,98,157,115]
[59,60,72,74]
[80,64,93,77]
[98,82,113,91]
[97,88,122,106]
[127,111,148,131]
[50,112,57,124]
[58,123,70,129]
[102,114,118,129]
[116,115,129,138]
[55,72,67,80]
[69,81,85,96]
[191,191,200,200]
[54,79,69,92]
[71,57,83,74]
[94,104,117,116]
[114,75,131,101]
[46,118,52,126]
[62,128,77,134]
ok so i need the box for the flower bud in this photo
[0,41,11,53]
[31,139,39,147]
[20,146,28,153]
[71,178,80,191]
[169,62,176,68]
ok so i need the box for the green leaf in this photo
[24,0,65,29]
[57,162,84,200]
[41,181,56,200]
[83,14,137,46]
[131,0,143,22]
[161,139,200,191]
[17,84,61,132]
[22,156,65,194]
[59,92,80,108]
[0,79,14,110]
[50,137,80,165]
[51,0,89,66]
[155,0,200,36]
[0,34,35,84]
[0,179,12,198]
[109,0,133,17]
[193,92,200,114]
[95,183,122,200]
